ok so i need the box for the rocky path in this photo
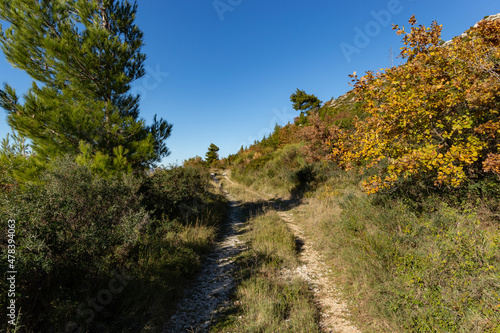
[161,177,244,333]
[277,211,360,333]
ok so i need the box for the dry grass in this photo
[234,276,318,333]
[163,222,217,254]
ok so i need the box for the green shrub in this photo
[140,165,214,222]
[0,157,230,332]
[0,157,151,330]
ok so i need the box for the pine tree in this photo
[0,0,172,173]
[290,89,322,114]
[205,143,219,165]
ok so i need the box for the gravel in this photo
[161,177,244,333]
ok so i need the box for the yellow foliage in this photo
[329,16,500,192]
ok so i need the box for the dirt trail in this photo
[277,211,360,333]
[163,173,359,332]
[161,177,244,333]
[224,171,359,333]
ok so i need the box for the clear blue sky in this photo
[0,0,498,165]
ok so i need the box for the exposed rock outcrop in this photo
[443,13,500,46]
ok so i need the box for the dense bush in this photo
[0,157,150,329]
[140,165,216,222]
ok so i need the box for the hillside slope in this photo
[214,14,500,333]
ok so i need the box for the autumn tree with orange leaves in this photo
[339,15,500,193]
